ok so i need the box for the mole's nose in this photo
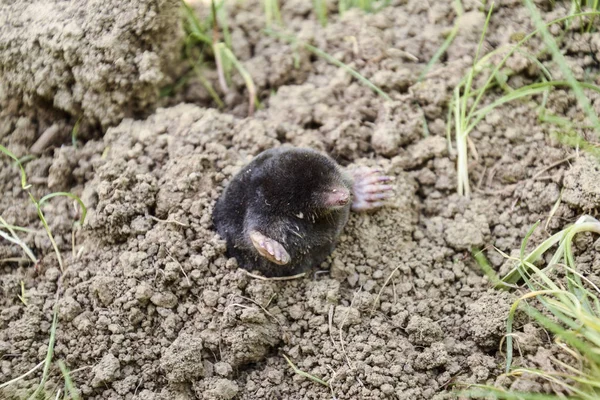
[324,187,350,207]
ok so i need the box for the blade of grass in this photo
[282,354,329,387]
[38,192,87,226]
[522,1,600,135]
[264,29,391,101]
[29,301,59,400]
[461,385,578,399]
[418,21,460,82]
[219,46,257,116]
[471,246,514,290]
[0,216,37,263]
[465,10,600,125]
[313,0,327,26]
[181,0,212,45]
[264,0,282,27]
[58,361,80,400]
[1,144,30,190]
[71,118,81,149]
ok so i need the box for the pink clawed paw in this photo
[249,230,291,265]
[350,167,394,212]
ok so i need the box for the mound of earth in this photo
[1,0,599,399]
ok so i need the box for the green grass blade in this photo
[461,385,578,399]
[465,11,600,124]
[461,3,494,126]
[1,145,30,189]
[0,361,45,390]
[39,192,87,226]
[71,118,81,149]
[58,360,80,400]
[418,22,460,82]
[264,29,391,101]
[313,0,327,26]
[181,0,212,45]
[29,303,59,400]
[526,0,600,136]
[0,216,37,263]
[220,46,257,115]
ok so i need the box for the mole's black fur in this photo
[212,147,352,277]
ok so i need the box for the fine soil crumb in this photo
[91,353,121,388]
[464,291,517,349]
[160,333,205,383]
[563,155,600,211]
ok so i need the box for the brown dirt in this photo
[2,1,600,399]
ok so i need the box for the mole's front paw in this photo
[249,230,291,265]
[350,167,394,212]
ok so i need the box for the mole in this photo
[212,147,394,277]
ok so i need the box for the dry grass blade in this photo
[282,354,330,387]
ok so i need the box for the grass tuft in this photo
[449,5,600,197]
[1,146,87,398]
[468,216,600,399]
[524,0,600,135]
[181,0,257,115]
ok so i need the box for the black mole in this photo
[212,147,393,277]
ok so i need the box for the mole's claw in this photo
[364,184,394,193]
[366,192,394,201]
[354,174,394,188]
[350,166,394,212]
[249,230,291,265]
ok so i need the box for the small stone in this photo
[287,304,304,320]
[160,333,205,382]
[191,255,209,270]
[91,277,116,306]
[210,379,239,399]
[91,353,120,388]
[405,316,443,346]
[45,267,61,281]
[128,308,144,325]
[414,342,448,370]
[381,383,394,395]
[202,289,219,307]
[214,362,232,377]
[444,220,484,250]
[333,306,361,326]
[135,283,154,304]
[59,297,82,322]
[150,291,178,308]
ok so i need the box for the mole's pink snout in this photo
[324,187,351,208]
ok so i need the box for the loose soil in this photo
[2,1,600,399]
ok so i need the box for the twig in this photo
[244,270,306,281]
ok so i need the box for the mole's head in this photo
[253,149,351,216]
